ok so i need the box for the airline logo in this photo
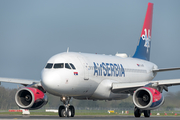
[93,62,125,77]
[137,64,144,67]
[142,28,151,52]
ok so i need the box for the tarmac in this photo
[0,115,180,120]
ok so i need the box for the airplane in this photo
[0,2,180,118]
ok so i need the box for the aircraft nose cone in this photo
[41,69,59,92]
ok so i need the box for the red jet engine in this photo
[133,87,164,110]
[15,87,48,110]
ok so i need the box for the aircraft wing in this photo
[112,79,180,94]
[0,77,40,86]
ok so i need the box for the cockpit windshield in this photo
[65,63,71,69]
[45,63,53,69]
[70,63,76,69]
[54,63,64,68]
[45,63,76,69]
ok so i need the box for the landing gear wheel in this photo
[59,97,75,117]
[66,109,70,117]
[134,107,141,117]
[58,105,65,117]
[69,105,75,117]
[144,110,151,117]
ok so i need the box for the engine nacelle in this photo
[133,87,164,110]
[15,87,48,110]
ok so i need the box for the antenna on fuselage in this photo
[67,47,69,53]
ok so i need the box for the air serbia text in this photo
[93,62,125,77]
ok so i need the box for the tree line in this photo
[0,86,179,110]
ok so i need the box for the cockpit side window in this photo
[45,63,53,69]
[65,63,71,69]
[70,63,76,70]
[54,63,64,68]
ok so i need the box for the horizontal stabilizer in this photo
[153,67,180,72]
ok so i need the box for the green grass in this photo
[0,110,180,116]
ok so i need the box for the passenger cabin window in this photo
[70,63,76,70]
[65,63,71,69]
[45,63,53,69]
[54,63,64,68]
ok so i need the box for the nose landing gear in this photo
[58,97,75,117]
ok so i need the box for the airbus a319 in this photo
[1,2,180,118]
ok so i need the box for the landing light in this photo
[62,97,66,100]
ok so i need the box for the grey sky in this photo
[0,0,180,92]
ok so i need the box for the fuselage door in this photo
[78,57,89,80]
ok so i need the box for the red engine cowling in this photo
[15,87,48,110]
[133,87,164,110]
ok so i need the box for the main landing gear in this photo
[58,97,75,117]
[134,106,151,117]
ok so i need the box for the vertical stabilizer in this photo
[133,3,153,61]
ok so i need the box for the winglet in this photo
[133,3,153,61]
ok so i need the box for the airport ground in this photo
[1,115,180,120]
[1,110,180,120]
[1,109,180,116]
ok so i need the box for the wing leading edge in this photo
[0,77,40,86]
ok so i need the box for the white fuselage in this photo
[41,52,158,100]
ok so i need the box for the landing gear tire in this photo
[134,107,141,117]
[58,106,65,117]
[69,105,75,117]
[58,105,75,117]
[144,110,151,117]
[59,97,75,117]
